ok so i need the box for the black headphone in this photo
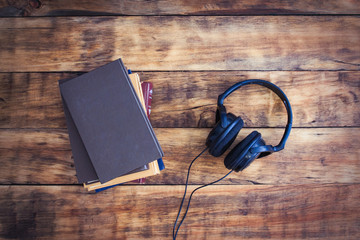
[173,79,293,239]
[205,79,293,172]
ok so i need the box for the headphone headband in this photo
[217,79,293,153]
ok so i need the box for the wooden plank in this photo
[1,71,359,128]
[0,128,359,185]
[145,71,360,128]
[1,0,360,17]
[0,16,359,72]
[0,184,358,239]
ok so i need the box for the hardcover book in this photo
[59,59,164,183]
[84,75,163,191]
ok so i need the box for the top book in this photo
[59,59,164,183]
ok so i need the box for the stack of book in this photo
[59,59,164,192]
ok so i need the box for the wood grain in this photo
[0,1,358,239]
[0,184,359,239]
[0,16,359,72]
[1,71,359,128]
[145,71,360,128]
[1,0,360,16]
[1,128,359,185]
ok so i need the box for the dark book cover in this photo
[59,59,163,183]
[95,81,165,191]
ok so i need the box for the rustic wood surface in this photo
[1,128,359,185]
[1,0,360,16]
[1,71,359,128]
[0,16,359,72]
[0,184,359,239]
[0,2,359,240]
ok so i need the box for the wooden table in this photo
[0,1,359,239]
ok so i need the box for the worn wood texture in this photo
[1,128,359,185]
[0,16,359,72]
[0,185,359,239]
[1,71,359,128]
[0,3,359,239]
[1,0,360,17]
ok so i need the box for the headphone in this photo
[205,79,293,172]
[173,79,293,240]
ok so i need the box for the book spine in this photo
[141,82,153,118]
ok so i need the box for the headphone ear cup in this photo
[206,121,224,148]
[206,113,243,157]
[224,131,266,171]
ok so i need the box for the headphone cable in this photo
[173,147,233,240]
[172,147,208,239]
